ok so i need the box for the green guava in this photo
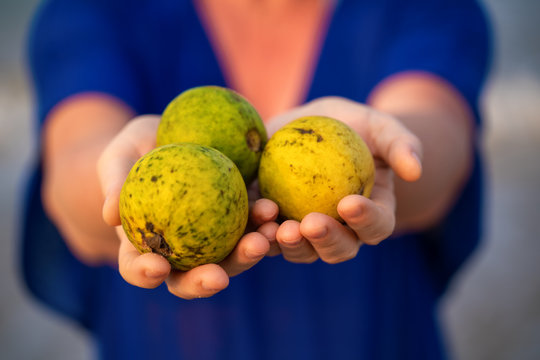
[156,85,267,184]
[119,143,249,271]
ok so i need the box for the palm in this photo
[260,97,422,263]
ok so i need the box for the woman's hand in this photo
[259,96,422,264]
[98,115,277,299]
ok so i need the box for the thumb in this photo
[366,110,423,182]
[97,115,161,226]
[98,153,136,226]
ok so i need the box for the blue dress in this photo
[22,0,491,359]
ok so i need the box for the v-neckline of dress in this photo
[192,0,338,121]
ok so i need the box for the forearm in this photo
[42,93,134,265]
[368,72,475,232]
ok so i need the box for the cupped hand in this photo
[262,97,423,264]
[97,115,277,299]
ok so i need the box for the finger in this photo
[99,163,134,226]
[337,193,395,246]
[367,111,422,182]
[257,221,281,256]
[219,232,270,277]
[117,226,171,288]
[97,115,160,226]
[250,199,279,226]
[299,213,360,264]
[165,264,229,300]
[276,220,318,263]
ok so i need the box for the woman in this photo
[23,0,491,358]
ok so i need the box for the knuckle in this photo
[166,282,191,300]
[322,247,359,265]
[357,217,394,245]
[302,254,320,264]
[362,224,393,245]
[363,233,387,246]
[119,268,141,288]
[283,252,319,264]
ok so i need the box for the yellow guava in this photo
[258,116,375,222]
[119,144,249,271]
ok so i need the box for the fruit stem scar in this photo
[137,222,172,257]
[246,128,261,152]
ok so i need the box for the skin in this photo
[41,71,474,299]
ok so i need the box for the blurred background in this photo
[1,0,539,359]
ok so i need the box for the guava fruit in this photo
[119,143,249,271]
[156,85,267,184]
[258,116,375,222]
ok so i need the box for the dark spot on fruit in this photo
[246,128,262,152]
[135,166,140,173]
[151,176,158,182]
[283,139,297,146]
[184,244,205,256]
[137,222,172,257]
[227,91,243,104]
[293,127,323,142]
[359,183,366,196]
[294,127,314,135]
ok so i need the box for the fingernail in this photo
[411,150,422,166]
[282,237,302,246]
[102,194,110,211]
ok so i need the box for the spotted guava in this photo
[119,143,249,271]
[156,85,267,184]
[258,116,375,222]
